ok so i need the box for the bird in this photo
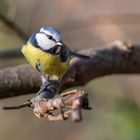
[22,26,90,98]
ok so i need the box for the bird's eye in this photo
[48,35,53,40]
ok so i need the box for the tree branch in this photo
[0,40,140,99]
[0,65,41,98]
[0,14,28,41]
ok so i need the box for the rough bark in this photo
[0,65,41,98]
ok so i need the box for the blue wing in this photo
[60,46,70,62]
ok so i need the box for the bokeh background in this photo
[0,0,140,140]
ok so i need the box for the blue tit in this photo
[21,26,90,98]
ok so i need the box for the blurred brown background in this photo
[0,0,139,140]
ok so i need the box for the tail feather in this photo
[70,50,90,59]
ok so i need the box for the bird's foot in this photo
[41,78,60,89]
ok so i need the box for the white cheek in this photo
[35,33,55,50]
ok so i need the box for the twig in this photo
[2,101,32,110]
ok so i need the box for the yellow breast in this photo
[22,42,70,77]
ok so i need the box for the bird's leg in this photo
[37,75,61,99]
[41,75,61,89]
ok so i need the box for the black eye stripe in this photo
[47,35,56,42]
[40,32,56,42]
[48,35,52,39]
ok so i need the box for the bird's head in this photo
[28,26,63,54]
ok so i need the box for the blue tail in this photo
[70,50,90,59]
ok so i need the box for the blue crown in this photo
[41,26,61,35]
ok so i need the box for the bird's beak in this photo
[56,41,64,46]
[52,42,64,55]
